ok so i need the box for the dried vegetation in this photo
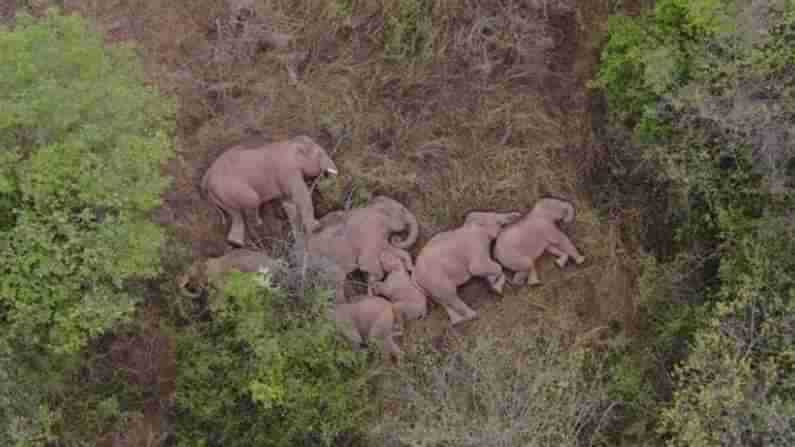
[7,0,650,445]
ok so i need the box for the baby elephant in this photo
[372,249,428,324]
[493,197,585,286]
[178,248,288,297]
[332,295,404,361]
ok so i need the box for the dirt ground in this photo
[13,0,644,443]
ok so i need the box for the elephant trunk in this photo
[390,207,419,249]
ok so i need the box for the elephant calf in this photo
[299,195,419,297]
[493,197,585,286]
[332,295,404,360]
[178,248,288,297]
[413,211,521,326]
[372,249,427,324]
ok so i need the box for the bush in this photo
[370,325,616,447]
[592,0,795,444]
[174,269,368,447]
[0,7,175,444]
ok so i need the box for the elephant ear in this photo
[294,135,317,158]
[465,212,501,238]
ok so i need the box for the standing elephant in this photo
[177,248,288,297]
[332,295,404,360]
[372,249,427,324]
[494,197,585,286]
[201,135,339,247]
[413,211,521,326]
[294,195,419,297]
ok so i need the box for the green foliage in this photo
[382,0,434,60]
[175,269,368,447]
[0,8,175,445]
[0,8,175,354]
[659,217,795,447]
[594,1,795,444]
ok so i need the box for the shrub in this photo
[592,0,795,444]
[370,325,616,447]
[174,268,368,447]
[0,7,175,444]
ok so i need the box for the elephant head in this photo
[533,197,575,224]
[380,248,413,274]
[464,211,522,239]
[290,135,339,178]
[370,195,419,249]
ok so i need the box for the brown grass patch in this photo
[17,0,649,443]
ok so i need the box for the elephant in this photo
[412,211,521,326]
[331,295,404,360]
[201,135,339,247]
[178,248,288,297]
[372,249,428,325]
[293,195,419,297]
[493,197,585,286]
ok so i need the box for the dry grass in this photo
[13,0,648,444]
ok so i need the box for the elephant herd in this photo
[182,135,586,361]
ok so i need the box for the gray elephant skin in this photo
[201,135,338,247]
[332,295,404,360]
[178,248,288,297]
[293,195,419,299]
[412,211,521,326]
[493,197,585,286]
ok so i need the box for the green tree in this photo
[174,269,368,447]
[0,8,175,444]
[593,0,795,444]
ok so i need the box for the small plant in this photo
[382,0,434,60]
[175,267,369,447]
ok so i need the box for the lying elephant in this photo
[332,295,404,360]
[294,195,419,296]
[372,249,427,324]
[494,197,585,285]
[201,135,339,247]
[413,211,521,326]
[178,248,288,297]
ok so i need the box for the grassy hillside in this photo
[3,0,791,446]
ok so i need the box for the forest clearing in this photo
[1,1,793,446]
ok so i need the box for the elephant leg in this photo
[337,319,364,349]
[254,204,264,226]
[512,262,540,286]
[490,272,506,294]
[282,201,301,237]
[468,257,505,294]
[361,251,386,293]
[511,270,528,285]
[546,245,569,268]
[332,267,348,304]
[370,307,403,359]
[226,207,247,247]
[528,263,541,285]
[550,229,585,264]
[435,285,477,326]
